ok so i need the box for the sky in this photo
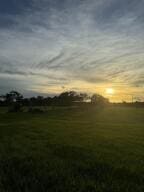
[0,0,144,102]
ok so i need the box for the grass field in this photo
[0,106,144,192]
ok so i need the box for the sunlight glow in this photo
[106,88,114,95]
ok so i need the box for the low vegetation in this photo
[0,106,144,191]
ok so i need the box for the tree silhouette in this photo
[4,91,23,112]
[0,90,112,109]
[58,91,88,105]
[91,94,109,105]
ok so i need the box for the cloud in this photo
[0,0,144,101]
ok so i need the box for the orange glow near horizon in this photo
[28,78,144,103]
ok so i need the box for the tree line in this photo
[0,91,109,112]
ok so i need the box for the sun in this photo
[106,88,114,95]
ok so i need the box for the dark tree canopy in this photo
[58,91,88,105]
[2,91,23,112]
[0,90,111,109]
[91,94,109,105]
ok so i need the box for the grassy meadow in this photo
[0,106,144,191]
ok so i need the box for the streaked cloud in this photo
[0,0,144,101]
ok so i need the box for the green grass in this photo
[0,106,144,191]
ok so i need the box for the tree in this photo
[57,91,88,105]
[4,91,23,112]
[91,94,109,105]
[79,93,89,102]
[0,95,5,106]
[58,91,77,105]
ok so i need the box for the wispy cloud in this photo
[0,0,144,101]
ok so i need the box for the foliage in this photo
[91,93,109,105]
[0,91,94,107]
[2,91,23,112]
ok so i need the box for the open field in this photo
[0,106,144,192]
